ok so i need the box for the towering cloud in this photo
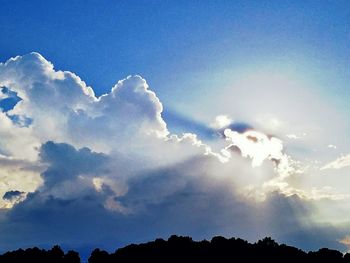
[0,53,348,254]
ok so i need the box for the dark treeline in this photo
[0,245,80,263]
[1,236,350,263]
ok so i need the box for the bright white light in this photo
[210,115,232,129]
[224,129,284,167]
[92,177,103,192]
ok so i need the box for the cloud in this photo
[210,115,233,129]
[2,190,26,207]
[1,144,345,253]
[0,53,171,159]
[39,141,109,188]
[0,52,228,201]
[0,52,349,254]
[339,235,350,252]
[3,190,24,200]
[223,129,287,168]
[0,156,42,209]
[37,141,130,213]
[2,165,345,254]
[321,155,350,170]
[0,53,189,200]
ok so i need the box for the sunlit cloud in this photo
[339,236,350,252]
[0,53,349,254]
[210,115,233,130]
[224,129,286,168]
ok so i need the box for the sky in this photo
[1,0,350,259]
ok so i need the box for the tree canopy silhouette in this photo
[0,236,350,263]
[0,245,80,263]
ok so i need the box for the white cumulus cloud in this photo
[0,53,349,254]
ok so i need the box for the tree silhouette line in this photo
[0,245,79,263]
[1,236,350,262]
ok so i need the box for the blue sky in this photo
[1,0,350,259]
[2,0,350,103]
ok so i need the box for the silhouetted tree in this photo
[48,245,65,263]
[344,252,350,262]
[308,248,343,263]
[0,235,349,263]
[88,248,111,263]
[256,237,279,248]
[64,250,80,263]
[0,246,81,263]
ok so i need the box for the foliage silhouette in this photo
[1,236,350,262]
[90,235,349,263]
[0,245,80,263]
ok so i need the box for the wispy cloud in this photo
[321,155,350,170]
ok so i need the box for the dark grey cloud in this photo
[0,143,345,257]
[39,141,109,187]
[3,190,24,201]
